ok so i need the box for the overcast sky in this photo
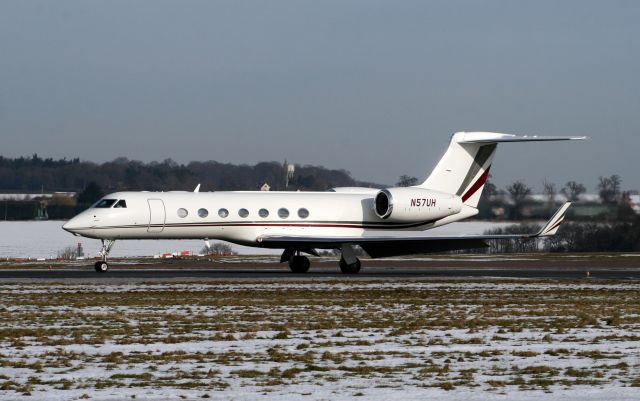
[1,1,638,191]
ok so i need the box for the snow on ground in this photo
[0,220,510,259]
[1,280,639,400]
[1,281,639,294]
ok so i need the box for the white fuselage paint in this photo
[63,190,472,248]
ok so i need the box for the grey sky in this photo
[1,1,638,191]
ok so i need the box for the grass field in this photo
[1,279,640,400]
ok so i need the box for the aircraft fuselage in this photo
[63,190,467,247]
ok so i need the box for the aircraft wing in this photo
[256,202,571,258]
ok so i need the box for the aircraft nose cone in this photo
[62,218,82,234]
[62,221,73,233]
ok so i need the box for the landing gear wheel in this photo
[289,255,311,273]
[339,257,361,274]
[94,261,109,272]
[93,239,115,273]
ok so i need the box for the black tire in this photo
[289,255,310,273]
[339,257,361,274]
[94,261,109,272]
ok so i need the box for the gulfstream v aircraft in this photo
[63,132,584,273]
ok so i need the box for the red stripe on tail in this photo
[462,167,491,202]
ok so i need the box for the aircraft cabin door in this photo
[147,199,166,233]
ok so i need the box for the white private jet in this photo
[63,132,585,273]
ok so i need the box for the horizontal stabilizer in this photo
[457,132,588,143]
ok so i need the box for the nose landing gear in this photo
[94,261,109,272]
[94,240,115,272]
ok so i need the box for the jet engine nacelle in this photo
[373,187,463,222]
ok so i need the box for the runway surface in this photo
[1,265,639,281]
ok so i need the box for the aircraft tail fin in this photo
[417,132,587,208]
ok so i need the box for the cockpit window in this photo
[114,200,127,208]
[94,199,117,208]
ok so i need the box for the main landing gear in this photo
[339,257,361,274]
[281,247,362,274]
[281,248,311,273]
[339,244,361,274]
[288,252,311,273]
[94,239,115,272]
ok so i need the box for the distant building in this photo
[526,193,601,204]
[480,191,637,220]
[623,192,640,214]
[0,192,77,220]
[631,195,640,214]
[260,183,271,192]
[0,192,76,201]
[1,199,47,220]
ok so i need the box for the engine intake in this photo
[373,187,462,222]
[375,189,393,218]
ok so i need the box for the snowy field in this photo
[1,280,639,400]
[0,220,511,259]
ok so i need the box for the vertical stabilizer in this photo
[417,132,496,208]
[417,132,587,208]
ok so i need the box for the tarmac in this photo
[1,265,639,282]
[1,254,640,282]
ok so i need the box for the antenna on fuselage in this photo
[194,184,201,193]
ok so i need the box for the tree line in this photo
[0,154,381,219]
[396,173,636,221]
[0,154,377,194]
[394,174,639,253]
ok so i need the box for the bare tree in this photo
[543,180,556,202]
[542,179,557,215]
[202,242,235,255]
[598,175,622,204]
[561,181,586,201]
[57,246,79,260]
[506,180,532,219]
[396,175,419,187]
[482,175,498,200]
[77,182,104,207]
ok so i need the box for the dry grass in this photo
[0,279,639,397]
